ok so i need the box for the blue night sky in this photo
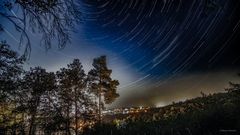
[1,0,240,108]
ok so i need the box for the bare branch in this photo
[0,0,81,58]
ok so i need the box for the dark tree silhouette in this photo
[225,74,240,92]
[0,41,24,134]
[56,67,74,135]
[0,0,81,57]
[56,59,92,135]
[0,41,23,102]
[57,59,94,134]
[1,44,121,133]
[21,67,55,135]
[88,56,119,123]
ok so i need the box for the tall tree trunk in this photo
[13,100,17,135]
[98,89,102,124]
[98,76,102,124]
[28,113,36,135]
[20,113,25,135]
[29,98,40,135]
[66,105,71,135]
[74,89,78,135]
[13,112,16,135]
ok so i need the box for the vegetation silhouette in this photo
[0,43,119,135]
[0,0,81,58]
[88,56,120,124]
[1,42,240,135]
[85,85,240,135]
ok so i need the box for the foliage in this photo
[0,0,81,57]
[20,67,56,135]
[0,45,120,134]
[0,41,24,134]
[0,41,24,102]
[88,56,119,123]
[1,43,239,135]
[86,86,240,135]
[56,59,94,134]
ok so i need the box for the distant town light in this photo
[156,102,165,107]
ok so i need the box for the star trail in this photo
[1,0,240,108]
[80,0,240,75]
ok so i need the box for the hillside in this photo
[86,90,240,135]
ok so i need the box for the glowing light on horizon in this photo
[155,102,166,108]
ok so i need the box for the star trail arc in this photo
[79,0,240,86]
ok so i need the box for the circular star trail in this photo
[78,0,240,88]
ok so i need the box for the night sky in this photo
[1,0,240,108]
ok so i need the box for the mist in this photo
[110,69,240,108]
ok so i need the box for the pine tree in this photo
[0,41,24,134]
[21,67,55,135]
[57,59,92,134]
[0,41,24,103]
[88,56,119,123]
[56,68,73,135]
